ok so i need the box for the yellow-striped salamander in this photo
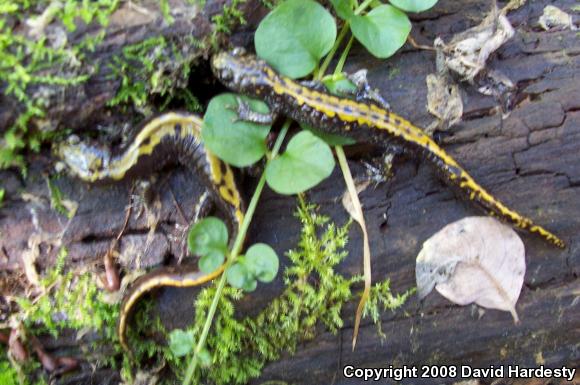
[56,112,245,352]
[211,50,564,248]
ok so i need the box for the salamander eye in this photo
[67,135,80,145]
[231,47,246,57]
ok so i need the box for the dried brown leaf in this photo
[416,217,525,322]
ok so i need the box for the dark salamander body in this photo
[211,50,564,248]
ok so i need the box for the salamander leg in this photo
[228,97,275,125]
[361,153,396,185]
[299,79,328,92]
[347,69,391,110]
[300,73,390,110]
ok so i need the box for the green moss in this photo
[212,0,247,35]
[0,0,119,170]
[107,35,205,113]
[16,248,119,338]
[10,248,120,382]
[0,356,19,385]
[157,196,412,384]
[46,176,75,218]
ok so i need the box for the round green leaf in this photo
[188,217,228,274]
[242,278,258,292]
[199,253,225,274]
[389,0,438,13]
[255,0,337,78]
[330,0,354,20]
[350,4,411,59]
[245,243,279,283]
[198,348,212,367]
[168,329,194,357]
[226,262,251,289]
[266,131,335,194]
[203,94,271,167]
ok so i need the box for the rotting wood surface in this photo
[0,0,578,384]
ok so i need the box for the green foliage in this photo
[159,0,175,24]
[188,216,279,291]
[46,177,75,218]
[107,34,205,111]
[349,4,411,59]
[265,131,335,194]
[245,243,279,283]
[0,0,119,170]
[330,0,355,19]
[15,248,119,340]
[390,0,438,13]
[322,74,358,95]
[255,0,337,78]
[0,358,18,385]
[120,299,164,377]
[107,36,167,108]
[169,329,196,357]
[212,0,247,35]
[203,94,272,167]
[225,262,253,290]
[226,243,278,291]
[5,248,120,383]
[188,217,229,273]
[168,197,412,384]
[0,188,4,207]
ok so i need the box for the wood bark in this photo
[0,0,578,384]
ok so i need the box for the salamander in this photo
[211,50,565,248]
[56,112,245,352]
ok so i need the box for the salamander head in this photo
[54,136,110,182]
[211,48,273,95]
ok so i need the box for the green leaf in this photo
[198,348,212,367]
[322,75,358,95]
[168,329,195,357]
[389,0,438,13]
[330,0,354,20]
[350,4,411,59]
[199,253,225,274]
[188,217,228,273]
[245,243,279,282]
[255,0,337,78]
[242,278,258,292]
[266,131,335,194]
[203,94,271,167]
[226,262,251,289]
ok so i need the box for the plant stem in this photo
[318,23,350,78]
[318,0,371,79]
[334,36,354,75]
[183,120,291,385]
[354,0,374,14]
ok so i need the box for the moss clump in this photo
[9,248,120,382]
[0,0,119,170]
[156,196,412,384]
[106,35,204,112]
[212,0,247,35]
